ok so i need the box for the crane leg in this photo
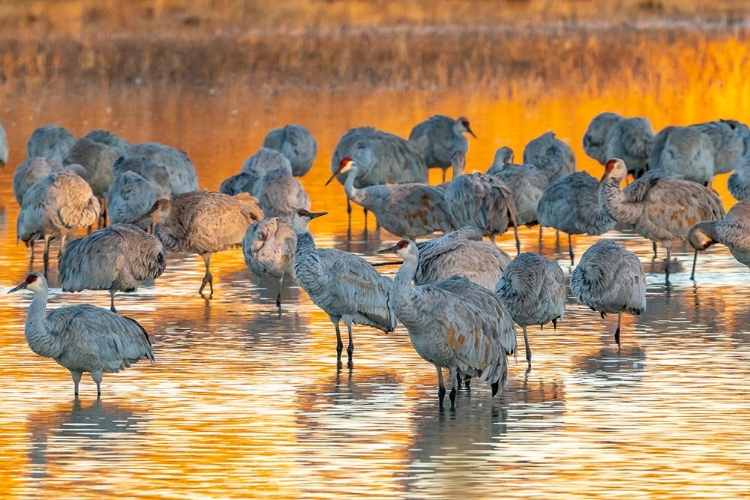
[448,367,457,409]
[615,312,622,346]
[43,236,51,277]
[436,366,446,410]
[513,224,520,255]
[523,326,532,371]
[199,253,214,298]
[442,168,447,183]
[364,208,369,232]
[347,198,352,232]
[276,275,284,308]
[568,234,574,266]
[110,291,118,313]
[70,370,83,396]
[59,234,67,257]
[91,371,103,396]
[652,242,658,259]
[690,250,698,281]
[665,245,671,286]
[346,322,354,370]
[333,318,344,371]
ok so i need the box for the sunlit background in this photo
[1,1,750,498]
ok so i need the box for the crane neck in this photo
[392,253,419,303]
[598,175,640,226]
[342,167,365,204]
[24,289,63,359]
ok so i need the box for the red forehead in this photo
[26,274,38,284]
[605,158,619,170]
[339,157,352,168]
[396,240,409,249]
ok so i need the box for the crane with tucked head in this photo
[242,216,297,308]
[26,124,76,162]
[688,199,750,270]
[8,272,154,396]
[408,115,476,182]
[262,124,318,177]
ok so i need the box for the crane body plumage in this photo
[523,131,576,182]
[252,166,311,218]
[605,116,655,179]
[58,224,166,312]
[486,147,549,226]
[728,154,750,201]
[570,240,646,345]
[129,142,199,196]
[650,126,715,186]
[382,239,516,409]
[408,115,476,182]
[692,119,747,175]
[293,209,396,370]
[262,124,318,177]
[243,217,297,307]
[112,155,172,201]
[414,226,511,291]
[495,252,565,368]
[107,171,158,230]
[8,272,154,396]
[583,112,623,165]
[688,199,750,269]
[26,125,76,162]
[13,156,65,206]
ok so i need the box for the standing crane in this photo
[58,224,166,313]
[692,119,747,176]
[26,124,76,162]
[292,209,396,371]
[688,199,750,270]
[330,126,428,229]
[728,153,750,201]
[134,191,263,297]
[112,155,172,201]
[107,171,158,231]
[597,158,725,283]
[495,252,565,369]
[486,146,549,226]
[605,116,655,180]
[445,150,521,252]
[379,239,516,410]
[649,126,715,186]
[570,240,646,346]
[536,171,616,265]
[523,131,576,183]
[242,216,296,308]
[262,124,318,177]
[413,226,511,291]
[13,157,64,206]
[408,115,476,182]
[583,112,623,165]
[251,166,311,218]
[8,272,154,396]
[16,170,101,275]
[129,142,199,196]
[327,157,452,239]
[221,148,294,199]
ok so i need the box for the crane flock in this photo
[4,112,750,409]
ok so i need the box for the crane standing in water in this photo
[242,216,297,308]
[688,199,750,270]
[8,272,154,396]
[408,115,476,182]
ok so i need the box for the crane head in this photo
[325,157,356,186]
[377,239,412,256]
[292,208,328,233]
[458,117,477,139]
[597,158,627,190]
[8,272,44,294]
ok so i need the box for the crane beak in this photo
[595,174,607,192]
[467,126,477,139]
[8,282,27,294]
[324,171,339,186]
[308,211,328,220]
[377,244,399,255]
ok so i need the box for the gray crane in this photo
[570,240,646,346]
[107,171,157,231]
[12,156,65,206]
[688,199,750,270]
[16,170,101,274]
[413,226,511,291]
[26,125,76,162]
[0,120,7,168]
[605,116,655,179]
[379,239,516,410]
[495,252,565,369]
[692,119,748,175]
[486,146,549,226]
[445,150,521,252]
[537,171,617,265]
[523,131,576,183]
[242,216,296,308]
[134,191,263,297]
[64,137,121,227]
[112,155,172,201]
[292,209,396,371]
[220,148,294,199]
[649,126,715,186]
[728,153,750,201]
[8,272,154,396]
[408,115,476,182]
[58,224,166,313]
[598,158,725,283]
[251,166,311,218]
[262,124,318,177]
[129,142,199,196]
[583,112,623,165]
[330,126,428,229]
[327,157,452,239]
[83,129,132,155]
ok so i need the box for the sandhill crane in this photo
[83,129,132,155]
[583,112,623,165]
[327,157,452,239]
[16,170,101,274]
[8,272,154,396]
[605,116,655,179]
[65,137,120,227]
[495,252,565,369]
[26,125,76,162]
[129,142,199,196]
[262,124,318,177]
[58,224,166,313]
[408,115,476,182]
[242,216,296,307]
[445,150,520,252]
[12,157,64,206]
[692,119,747,175]
[598,158,725,283]
[220,172,256,196]
[330,126,428,228]
[112,155,172,201]
[536,171,616,264]
[486,146,549,226]
[107,171,157,231]
[134,191,263,297]
[379,239,516,410]
[219,148,292,199]
[523,131,576,183]
[649,126,715,186]
[292,209,396,370]
[728,154,750,201]
[0,121,7,168]
[413,226,511,291]
[688,199,750,269]
[570,240,646,346]
[252,166,311,218]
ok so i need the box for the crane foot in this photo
[449,387,456,409]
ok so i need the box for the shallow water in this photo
[2,26,750,499]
